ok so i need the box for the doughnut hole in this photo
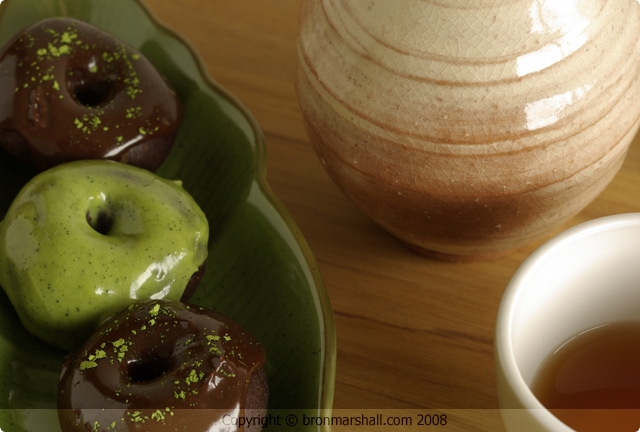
[126,349,176,384]
[67,67,118,108]
[85,199,144,237]
[211,356,220,369]
[85,209,114,235]
[123,329,204,385]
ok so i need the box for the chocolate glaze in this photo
[0,17,182,172]
[181,260,208,303]
[58,299,268,432]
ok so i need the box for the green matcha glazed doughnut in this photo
[0,160,209,351]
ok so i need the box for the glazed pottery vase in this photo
[296,0,640,260]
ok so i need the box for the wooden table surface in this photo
[142,1,640,430]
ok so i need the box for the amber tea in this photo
[530,321,640,431]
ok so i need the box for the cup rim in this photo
[495,212,640,430]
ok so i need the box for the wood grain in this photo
[140,0,640,429]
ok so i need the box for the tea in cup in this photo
[495,213,640,431]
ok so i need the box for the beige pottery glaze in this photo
[296,0,640,260]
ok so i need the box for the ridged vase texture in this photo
[296,0,640,260]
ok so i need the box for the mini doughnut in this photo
[58,299,269,432]
[0,17,182,171]
[0,160,209,352]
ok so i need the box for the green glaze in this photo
[0,0,336,431]
[0,160,209,352]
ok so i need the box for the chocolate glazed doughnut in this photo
[58,300,269,432]
[0,17,182,171]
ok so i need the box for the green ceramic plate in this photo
[0,0,336,430]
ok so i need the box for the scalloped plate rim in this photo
[0,0,337,428]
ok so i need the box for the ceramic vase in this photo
[296,0,640,260]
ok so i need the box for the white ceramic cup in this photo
[494,213,640,432]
